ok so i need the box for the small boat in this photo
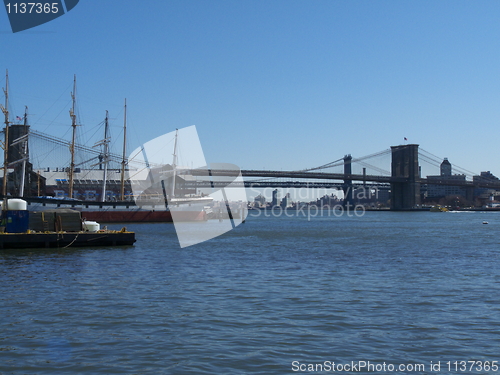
[483,221,489,224]
[430,205,449,212]
[0,199,135,249]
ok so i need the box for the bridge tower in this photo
[390,144,421,210]
[342,154,353,207]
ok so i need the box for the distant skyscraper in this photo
[281,193,292,208]
[272,189,280,207]
[440,158,452,176]
[253,194,266,207]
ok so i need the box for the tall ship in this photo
[0,74,214,223]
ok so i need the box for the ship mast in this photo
[101,111,110,202]
[68,75,77,199]
[8,107,30,197]
[1,70,10,198]
[171,128,178,198]
[18,106,28,197]
[119,98,127,201]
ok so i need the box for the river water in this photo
[1,211,500,374]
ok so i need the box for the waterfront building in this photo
[426,158,467,199]
[472,171,500,206]
[473,171,500,196]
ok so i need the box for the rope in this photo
[63,233,79,248]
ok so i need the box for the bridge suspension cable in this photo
[355,160,391,176]
[246,148,392,184]
[305,148,392,172]
[419,148,479,178]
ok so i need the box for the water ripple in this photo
[1,212,499,374]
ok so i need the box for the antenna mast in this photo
[68,75,77,199]
[120,99,127,201]
[2,70,10,198]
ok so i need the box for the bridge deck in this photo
[185,169,500,189]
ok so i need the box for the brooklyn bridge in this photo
[185,144,500,210]
[5,125,500,211]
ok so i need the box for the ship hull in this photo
[80,209,207,223]
[22,198,208,223]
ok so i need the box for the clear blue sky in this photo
[1,0,499,176]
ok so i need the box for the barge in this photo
[0,199,136,249]
[0,230,136,249]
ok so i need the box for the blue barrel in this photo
[5,210,30,233]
